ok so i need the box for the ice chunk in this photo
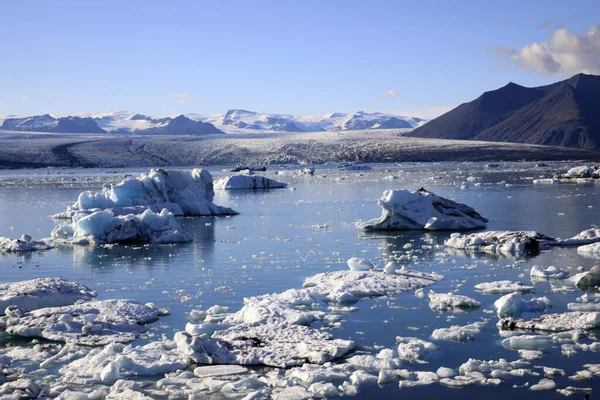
[436,367,456,378]
[530,265,569,280]
[563,165,599,179]
[346,257,375,271]
[51,208,193,245]
[303,269,443,303]
[357,188,487,231]
[570,266,600,289]
[54,168,237,218]
[494,292,551,317]
[445,231,558,255]
[0,278,95,315]
[501,334,551,350]
[214,175,287,190]
[1,299,161,345]
[0,235,53,253]
[60,341,188,384]
[577,243,600,260]
[474,280,534,294]
[287,363,349,384]
[0,378,42,399]
[498,311,600,333]
[431,321,487,342]
[530,378,556,390]
[427,291,480,312]
[560,228,600,246]
[396,337,438,361]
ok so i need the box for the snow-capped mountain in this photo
[0,109,425,135]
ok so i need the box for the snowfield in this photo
[0,129,597,169]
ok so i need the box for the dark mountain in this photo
[373,117,413,129]
[56,117,106,133]
[136,115,223,135]
[409,73,600,150]
[1,115,106,133]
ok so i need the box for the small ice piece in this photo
[357,188,488,231]
[530,378,556,391]
[383,261,397,274]
[0,235,53,253]
[347,257,375,271]
[494,292,551,317]
[350,370,378,386]
[502,334,551,351]
[436,367,456,378]
[299,168,315,176]
[1,299,161,345]
[577,243,600,260]
[474,280,534,294]
[427,291,480,312]
[518,350,544,360]
[54,168,238,218]
[396,337,438,361]
[570,266,600,289]
[287,363,350,385]
[0,278,96,315]
[567,303,600,311]
[560,228,600,246]
[214,175,287,190]
[51,208,193,245]
[498,311,600,332]
[445,231,558,255]
[193,365,248,378]
[0,378,42,398]
[431,321,487,342]
[347,349,401,371]
[530,265,569,280]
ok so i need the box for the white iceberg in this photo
[396,337,438,361]
[214,175,287,190]
[431,321,487,342]
[54,168,237,218]
[570,266,600,289]
[445,231,558,255]
[427,291,480,312]
[563,165,600,179]
[474,280,535,294]
[346,257,375,271]
[501,334,551,351]
[357,188,488,231]
[494,292,552,317]
[560,228,600,246]
[577,243,600,260]
[498,311,600,332]
[51,208,193,245]
[530,265,569,280]
[0,234,53,253]
[0,278,96,315]
[1,299,161,345]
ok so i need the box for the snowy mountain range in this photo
[0,110,425,135]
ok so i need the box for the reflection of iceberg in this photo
[54,168,237,219]
[357,188,487,231]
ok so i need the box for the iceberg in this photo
[498,311,600,332]
[0,234,53,253]
[570,266,600,289]
[530,265,569,280]
[427,291,480,312]
[347,257,376,271]
[214,175,287,190]
[54,168,237,218]
[577,243,600,260]
[562,165,600,179]
[560,228,600,246]
[357,188,488,231]
[494,292,552,317]
[431,321,487,342]
[0,278,96,315]
[0,299,162,345]
[501,334,551,350]
[51,208,193,245]
[474,280,535,294]
[445,231,558,255]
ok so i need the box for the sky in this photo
[1,0,599,119]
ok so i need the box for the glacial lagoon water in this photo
[0,161,599,398]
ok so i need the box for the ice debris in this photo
[54,168,237,218]
[431,321,487,342]
[0,278,96,315]
[357,188,488,231]
[445,231,557,255]
[474,280,535,294]
[427,291,480,312]
[51,208,193,245]
[0,234,53,253]
[214,175,287,190]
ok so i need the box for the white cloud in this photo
[490,25,600,76]
[171,93,192,104]
[20,95,28,101]
[380,90,399,100]
[391,105,454,120]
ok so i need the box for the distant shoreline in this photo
[0,129,597,169]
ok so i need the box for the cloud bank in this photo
[380,90,399,100]
[171,93,192,104]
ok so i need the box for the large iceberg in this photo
[214,175,287,190]
[54,168,237,218]
[357,188,488,231]
[51,208,193,245]
[0,278,96,315]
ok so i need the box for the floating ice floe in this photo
[494,292,551,317]
[427,291,480,313]
[501,334,551,351]
[0,234,53,253]
[54,168,237,219]
[431,321,487,342]
[395,337,439,361]
[356,188,488,231]
[214,175,287,190]
[445,231,558,255]
[498,311,600,333]
[303,269,443,304]
[562,165,600,179]
[560,228,600,246]
[577,243,600,260]
[0,278,96,315]
[51,208,193,245]
[570,266,600,290]
[347,257,375,271]
[0,299,162,345]
[474,280,535,294]
[530,265,569,280]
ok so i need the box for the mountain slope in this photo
[409,73,600,150]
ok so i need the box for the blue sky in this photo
[1,0,598,118]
